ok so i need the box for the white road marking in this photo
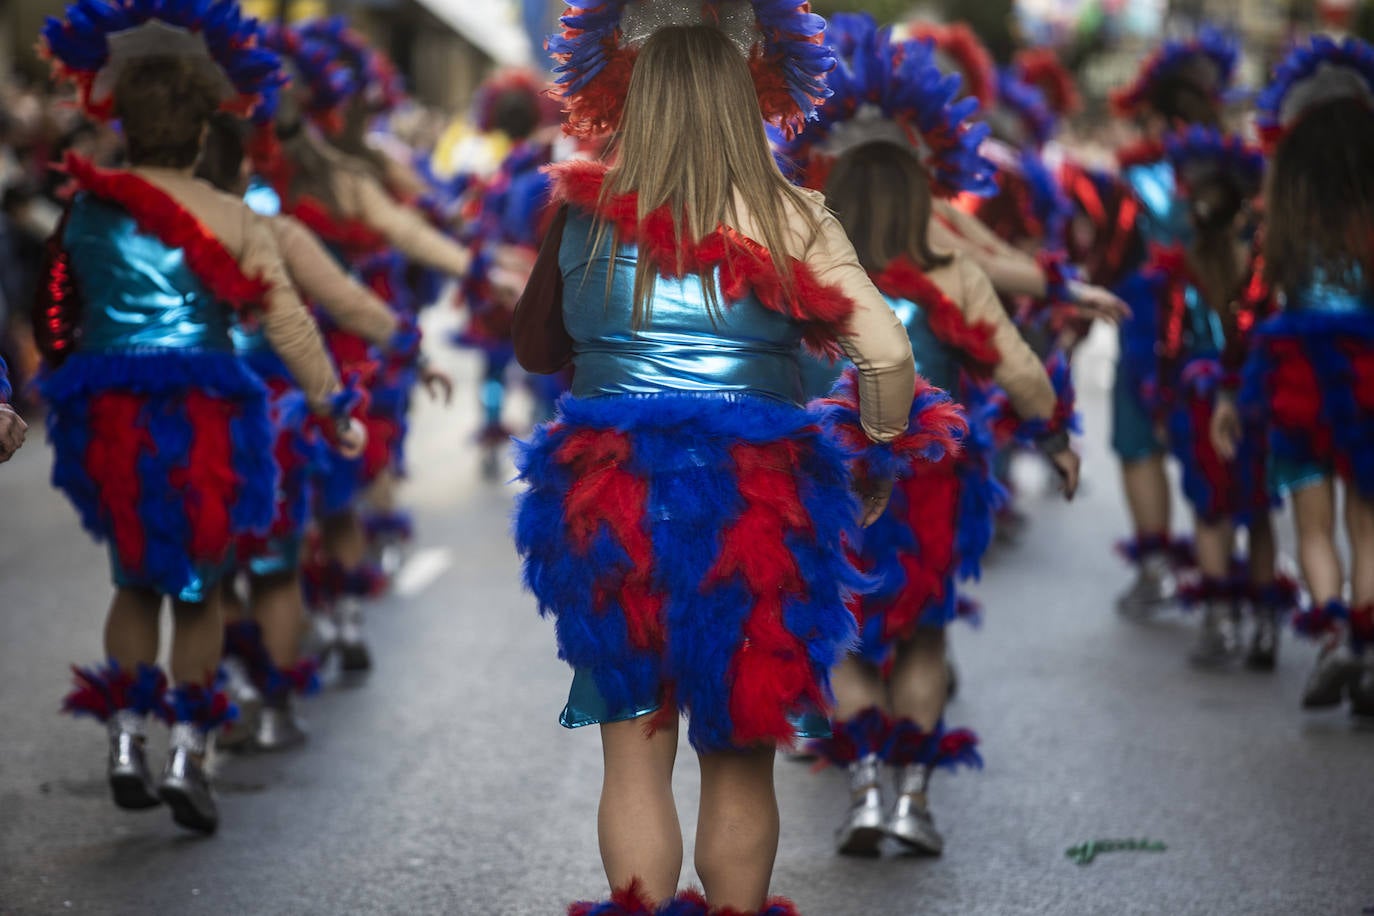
[393,548,454,598]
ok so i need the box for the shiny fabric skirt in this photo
[43,349,274,601]
[1241,309,1374,500]
[514,391,865,753]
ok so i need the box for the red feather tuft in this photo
[1115,139,1168,171]
[63,155,269,313]
[911,22,997,107]
[288,195,387,261]
[175,391,239,562]
[1015,48,1082,116]
[567,878,656,916]
[879,462,959,641]
[546,161,853,356]
[86,392,153,574]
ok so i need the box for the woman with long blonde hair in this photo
[512,7,955,913]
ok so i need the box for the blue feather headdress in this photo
[776,12,996,199]
[41,0,284,122]
[1164,126,1264,201]
[1256,35,1374,150]
[993,68,1057,149]
[1112,25,1239,117]
[296,17,406,113]
[256,22,356,131]
[547,0,834,139]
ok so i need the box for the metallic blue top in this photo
[244,178,282,217]
[66,194,233,353]
[1288,266,1374,314]
[1124,160,1192,250]
[800,293,958,400]
[559,213,805,404]
[1181,285,1226,356]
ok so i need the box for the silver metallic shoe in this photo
[218,656,262,750]
[254,694,307,752]
[107,711,160,810]
[1190,600,1241,668]
[158,724,218,835]
[337,598,372,674]
[1301,643,1358,709]
[835,754,885,857]
[1245,609,1281,671]
[1116,553,1177,619]
[885,765,943,856]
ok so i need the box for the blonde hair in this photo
[599,24,818,326]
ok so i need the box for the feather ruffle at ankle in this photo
[568,881,800,916]
[806,706,983,771]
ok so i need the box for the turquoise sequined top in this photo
[559,213,806,405]
[1124,159,1193,251]
[66,194,233,353]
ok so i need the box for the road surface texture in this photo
[2,320,1371,915]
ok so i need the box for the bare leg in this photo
[321,511,367,570]
[221,577,248,624]
[1193,517,1236,583]
[696,747,779,912]
[888,628,948,731]
[365,470,397,515]
[249,571,304,669]
[103,587,162,669]
[1248,515,1278,587]
[1121,455,1171,537]
[830,655,888,721]
[1344,486,1374,607]
[598,718,682,903]
[1293,480,1342,605]
[170,590,225,685]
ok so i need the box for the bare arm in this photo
[350,171,471,277]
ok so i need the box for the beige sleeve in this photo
[240,214,342,410]
[930,202,1049,299]
[272,216,399,346]
[349,172,471,277]
[805,208,916,443]
[953,255,1056,421]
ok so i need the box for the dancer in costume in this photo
[252,27,465,675]
[0,356,26,462]
[513,6,954,912]
[1224,37,1374,715]
[778,14,1080,858]
[1139,128,1292,669]
[197,109,413,747]
[37,0,361,833]
[453,69,562,477]
[1104,28,1238,616]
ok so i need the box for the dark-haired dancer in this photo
[38,0,359,833]
[1227,38,1374,715]
[511,5,964,912]
[778,14,1080,858]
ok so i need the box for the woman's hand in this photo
[0,404,27,463]
[1048,447,1081,501]
[1068,280,1132,325]
[856,474,894,527]
[333,418,368,461]
[1210,396,1242,462]
[420,365,454,406]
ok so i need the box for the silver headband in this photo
[91,20,236,107]
[619,0,759,55]
[1281,62,1374,126]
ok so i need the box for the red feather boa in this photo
[63,155,269,313]
[870,256,1000,376]
[287,196,387,261]
[546,160,853,358]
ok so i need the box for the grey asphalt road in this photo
[2,323,1372,916]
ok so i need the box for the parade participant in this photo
[1142,128,1290,668]
[452,69,560,476]
[513,4,949,910]
[778,14,1079,857]
[0,355,25,463]
[254,28,465,675]
[1225,37,1374,715]
[1105,28,1237,616]
[197,110,413,747]
[38,0,361,833]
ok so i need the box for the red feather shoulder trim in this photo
[871,256,1001,376]
[546,160,853,357]
[286,196,387,259]
[1116,139,1168,171]
[64,155,268,314]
